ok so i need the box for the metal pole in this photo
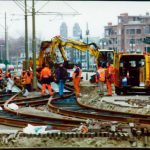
[25,0,29,70]
[17,50,18,71]
[80,31,82,68]
[5,12,8,71]
[32,0,37,90]
[86,23,89,70]
[0,46,1,61]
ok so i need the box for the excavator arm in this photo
[38,36,102,68]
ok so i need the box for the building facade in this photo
[104,13,150,52]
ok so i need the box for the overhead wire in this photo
[36,1,50,13]
[63,1,80,14]
[13,0,25,12]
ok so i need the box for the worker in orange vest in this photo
[24,70,33,92]
[40,64,54,96]
[105,62,114,96]
[95,63,106,96]
[21,70,26,87]
[72,64,82,97]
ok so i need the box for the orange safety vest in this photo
[24,72,32,84]
[72,67,82,79]
[106,65,114,83]
[21,72,26,85]
[40,67,51,79]
[96,67,105,82]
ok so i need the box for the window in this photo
[136,38,143,44]
[130,29,135,34]
[144,26,150,34]
[126,29,130,34]
[136,29,141,34]
[118,18,122,23]
[130,39,135,44]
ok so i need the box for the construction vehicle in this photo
[23,36,113,71]
[114,51,150,95]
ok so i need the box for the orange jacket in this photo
[24,72,32,84]
[72,67,82,79]
[106,65,114,83]
[40,67,51,79]
[96,67,105,82]
[21,71,26,85]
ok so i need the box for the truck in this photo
[114,51,150,95]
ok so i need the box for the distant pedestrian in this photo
[72,64,82,97]
[55,62,68,97]
[95,64,106,96]
[40,64,54,96]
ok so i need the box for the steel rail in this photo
[48,91,150,125]
[77,98,150,122]
[3,92,84,127]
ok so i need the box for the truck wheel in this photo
[115,87,121,95]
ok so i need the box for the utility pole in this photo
[5,12,8,71]
[32,0,37,90]
[80,30,82,68]
[25,0,29,70]
[86,22,89,70]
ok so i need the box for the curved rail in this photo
[3,90,84,130]
[48,86,150,125]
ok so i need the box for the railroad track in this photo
[2,91,85,130]
[1,83,150,133]
[47,84,150,125]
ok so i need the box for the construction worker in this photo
[72,64,82,97]
[5,74,14,94]
[105,62,114,96]
[55,62,68,97]
[24,70,33,92]
[40,64,54,96]
[21,71,26,87]
[5,70,11,79]
[95,63,105,96]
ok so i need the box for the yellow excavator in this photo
[23,35,113,71]
[38,35,101,68]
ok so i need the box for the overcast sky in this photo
[0,1,149,40]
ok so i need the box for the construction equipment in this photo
[114,51,150,95]
[38,35,101,68]
[23,36,113,70]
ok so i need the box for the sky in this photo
[0,1,149,40]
